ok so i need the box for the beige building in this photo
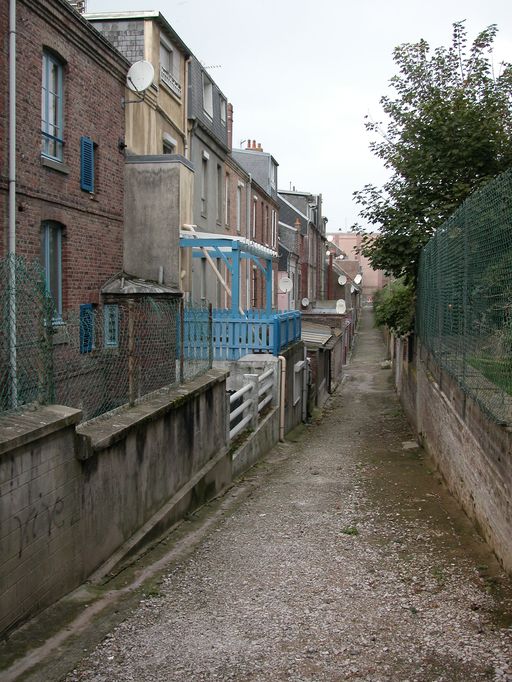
[87,12,194,290]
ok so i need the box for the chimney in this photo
[227,103,234,151]
[257,142,263,152]
[246,140,252,150]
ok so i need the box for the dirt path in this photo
[34,310,512,680]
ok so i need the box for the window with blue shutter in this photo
[80,304,95,353]
[80,136,94,192]
[104,305,119,348]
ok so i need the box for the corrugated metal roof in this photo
[301,321,334,347]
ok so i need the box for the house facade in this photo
[328,232,389,303]
[87,11,194,291]
[232,142,279,310]
[278,190,327,308]
[0,0,127,312]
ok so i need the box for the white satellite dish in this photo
[301,297,310,308]
[338,275,347,286]
[350,285,356,294]
[126,60,155,93]
[278,276,293,293]
[336,299,347,315]
[354,273,363,285]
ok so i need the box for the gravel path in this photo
[65,309,512,682]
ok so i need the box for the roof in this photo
[180,231,278,260]
[301,321,335,348]
[101,273,181,296]
[85,11,192,57]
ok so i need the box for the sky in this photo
[86,0,512,233]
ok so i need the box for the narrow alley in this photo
[13,311,512,681]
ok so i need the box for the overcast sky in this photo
[87,0,512,233]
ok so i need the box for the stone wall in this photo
[395,338,512,573]
[0,370,229,635]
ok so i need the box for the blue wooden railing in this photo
[179,308,301,362]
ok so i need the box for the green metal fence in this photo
[417,168,512,425]
[0,257,213,422]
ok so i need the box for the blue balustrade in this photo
[180,308,301,362]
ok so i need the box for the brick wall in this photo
[0,0,127,308]
[395,339,512,573]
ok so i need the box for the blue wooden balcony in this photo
[179,307,301,363]
[212,309,301,361]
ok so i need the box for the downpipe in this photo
[278,355,286,442]
[8,0,17,407]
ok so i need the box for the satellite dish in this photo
[354,273,363,285]
[336,299,347,315]
[278,276,293,293]
[301,297,310,308]
[127,60,155,93]
[338,275,347,286]
[350,285,356,294]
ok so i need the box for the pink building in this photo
[328,232,389,303]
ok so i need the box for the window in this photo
[225,173,230,226]
[252,198,257,239]
[40,221,63,320]
[216,164,222,223]
[104,305,119,348]
[202,73,213,118]
[201,154,208,216]
[80,136,94,192]
[160,39,181,97]
[236,185,242,233]
[220,98,227,125]
[265,205,269,244]
[41,51,64,161]
[271,209,277,247]
[163,133,177,154]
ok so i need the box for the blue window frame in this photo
[40,221,63,320]
[80,136,94,192]
[104,305,119,348]
[80,304,95,353]
[42,51,64,161]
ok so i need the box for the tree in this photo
[353,22,512,282]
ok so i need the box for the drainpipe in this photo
[183,56,191,159]
[302,346,308,422]
[8,0,17,407]
[278,354,286,441]
[246,173,252,308]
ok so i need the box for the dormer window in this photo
[159,37,181,97]
[202,73,213,119]
[220,97,227,125]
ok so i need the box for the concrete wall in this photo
[124,156,194,287]
[395,338,512,573]
[0,370,229,635]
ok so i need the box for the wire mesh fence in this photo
[417,168,512,425]
[0,257,213,422]
[0,255,54,412]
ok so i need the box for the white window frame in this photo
[41,51,64,162]
[202,73,213,119]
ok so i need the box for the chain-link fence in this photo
[0,257,213,422]
[0,256,54,412]
[417,168,512,425]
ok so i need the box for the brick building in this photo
[0,0,128,312]
[231,141,279,309]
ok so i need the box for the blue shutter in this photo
[80,304,95,353]
[80,136,94,192]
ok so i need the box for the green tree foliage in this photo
[373,279,415,336]
[353,22,512,282]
